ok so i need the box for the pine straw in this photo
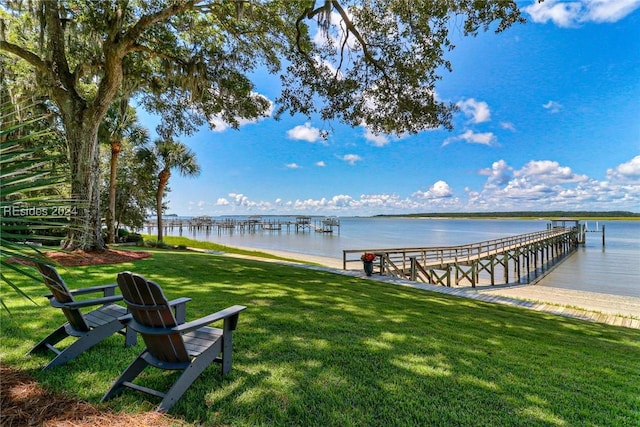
[0,365,185,427]
[43,248,152,267]
[6,248,152,268]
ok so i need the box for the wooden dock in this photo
[343,227,581,288]
[143,216,340,235]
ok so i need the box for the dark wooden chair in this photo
[27,262,137,370]
[102,271,246,412]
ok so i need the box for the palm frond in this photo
[0,103,73,312]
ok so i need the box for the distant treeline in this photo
[377,211,640,219]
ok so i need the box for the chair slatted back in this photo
[37,263,90,332]
[116,272,189,363]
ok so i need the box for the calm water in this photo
[157,217,640,298]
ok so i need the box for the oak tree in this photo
[0,0,524,250]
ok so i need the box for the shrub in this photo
[124,233,142,244]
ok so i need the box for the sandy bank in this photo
[215,244,345,269]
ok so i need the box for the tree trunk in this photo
[106,140,122,244]
[156,169,171,243]
[42,0,123,251]
[62,118,105,251]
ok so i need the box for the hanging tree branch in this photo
[295,1,389,82]
[330,0,388,79]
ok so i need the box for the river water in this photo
[155,217,640,298]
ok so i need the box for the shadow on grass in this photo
[2,249,639,426]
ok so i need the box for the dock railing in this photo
[343,228,576,286]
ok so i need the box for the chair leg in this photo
[27,325,69,355]
[158,343,221,412]
[222,318,237,375]
[43,322,124,370]
[221,329,235,375]
[123,326,137,347]
[102,354,148,402]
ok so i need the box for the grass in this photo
[140,234,315,264]
[2,248,640,426]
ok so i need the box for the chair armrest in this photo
[131,305,246,336]
[118,313,132,324]
[168,297,192,306]
[168,297,192,324]
[44,283,119,299]
[174,305,246,333]
[50,295,123,309]
[68,283,118,297]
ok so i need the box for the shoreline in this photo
[217,244,640,320]
[214,243,345,269]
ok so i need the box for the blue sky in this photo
[139,0,640,217]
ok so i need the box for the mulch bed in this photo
[6,248,153,268]
[43,248,152,267]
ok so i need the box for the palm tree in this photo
[138,138,200,243]
[98,101,149,243]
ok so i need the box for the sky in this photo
[138,0,640,217]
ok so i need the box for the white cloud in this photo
[606,155,640,183]
[286,163,302,169]
[543,100,563,113]
[290,195,356,211]
[443,130,497,147]
[341,154,362,165]
[500,122,516,131]
[201,158,639,215]
[208,117,232,132]
[466,159,634,211]
[516,160,589,184]
[457,98,491,124]
[220,192,275,211]
[525,0,583,27]
[358,193,401,207]
[287,122,324,143]
[413,181,454,199]
[524,0,640,27]
[228,192,250,206]
[315,161,326,167]
[585,0,640,23]
[479,160,513,187]
[362,126,390,147]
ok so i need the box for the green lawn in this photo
[2,248,639,426]
[141,234,318,263]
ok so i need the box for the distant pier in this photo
[143,216,340,235]
[344,219,590,287]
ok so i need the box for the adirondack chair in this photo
[27,262,138,370]
[102,271,247,412]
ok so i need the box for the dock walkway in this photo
[344,228,578,287]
